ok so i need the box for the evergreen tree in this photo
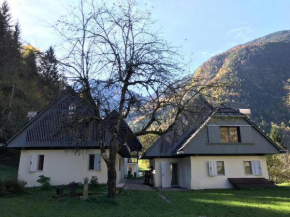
[38,46,63,97]
[0,1,11,37]
[39,46,60,84]
[0,1,22,142]
[0,1,62,143]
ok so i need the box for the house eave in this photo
[11,145,132,158]
[144,153,275,158]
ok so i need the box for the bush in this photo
[90,176,100,188]
[267,154,290,183]
[37,175,51,190]
[0,177,26,196]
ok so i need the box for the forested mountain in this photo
[194,30,290,134]
[0,1,63,144]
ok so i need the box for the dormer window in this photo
[68,103,76,118]
[220,127,240,143]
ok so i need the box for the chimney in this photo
[239,109,251,116]
[27,111,38,121]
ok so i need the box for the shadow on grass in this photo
[164,187,290,217]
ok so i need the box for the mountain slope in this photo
[194,30,290,131]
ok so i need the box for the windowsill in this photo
[207,143,255,145]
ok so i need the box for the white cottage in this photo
[6,88,142,187]
[141,97,284,189]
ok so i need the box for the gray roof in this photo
[6,88,141,157]
[141,96,214,158]
[141,100,284,159]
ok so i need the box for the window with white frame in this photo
[244,161,252,175]
[28,154,44,172]
[88,154,101,171]
[244,161,262,176]
[208,161,225,176]
[217,161,225,175]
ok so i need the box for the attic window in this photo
[68,103,76,118]
[220,127,240,143]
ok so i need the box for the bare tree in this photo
[54,0,223,200]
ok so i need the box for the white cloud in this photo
[228,26,253,42]
[229,26,252,34]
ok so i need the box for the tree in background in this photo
[285,79,290,108]
[0,1,63,144]
[21,45,39,78]
[38,46,64,97]
[270,126,283,147]
[0,1,22,142]
[267,124,290,183]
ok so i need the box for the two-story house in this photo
[141,97,283,189]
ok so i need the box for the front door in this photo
[161,161,171,188]
[171,163,178,186]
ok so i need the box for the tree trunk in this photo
[107,159,117,200]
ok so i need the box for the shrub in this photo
[37,175,51,190]
[0,177,27,196]
[90,176,100,188]
[267,154,290,183]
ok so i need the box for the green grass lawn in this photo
[1,163,290,217]
[1,185,290,217]
[0,163,17,179]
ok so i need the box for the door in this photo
[171,163,178,186]
[161,161,171,188]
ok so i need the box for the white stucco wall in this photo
[116,154,124,183]
[127,163,137,176]
[18,149,125,187]
[190,155,269,189]
[150,155,269,189]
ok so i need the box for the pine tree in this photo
[0,1,22,142]
[0,1,11,37]
[39,46,60,84]
[0,1,63,144]
[38,46,63,97]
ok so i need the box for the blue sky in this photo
[7,0,290,71]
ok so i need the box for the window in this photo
[208,161,225,176]
[244,161,252,175]
[38,155,44,171]
[88,154,101,171]
[119,158,122,171]
[89,155,95,170]
[217,161,225,175]
[68,103,76,118]
[220,127,240,143]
